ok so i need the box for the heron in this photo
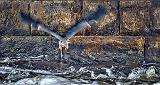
[20,5,107,64]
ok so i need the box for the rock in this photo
[153,82,160,85]
[120,1,151,35]
[64,66,75,73]
[150,1,160,36]
[76,67,90,74]
[146,66,158,80]
[96,74,108,79]
[102,67,116,78]
[0,67,19,74]
[145,37,160,63]
[39,77,58,85]
[115,81,124,85]
[14,78,38,85]
[30,1,78,35]
[0,1,30,35]
[127,67,146,80]
[0,36,144,68]
[69,36,144,67]
[82,0,118,35]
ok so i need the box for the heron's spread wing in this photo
[83,5,107,21]
[20,5,107,41]
[63,5,107,40]
[20,12,42,29]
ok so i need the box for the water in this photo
[0,64,160,85]
[1,55,160,84]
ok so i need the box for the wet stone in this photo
[14,75,98,85]
[68,36,144,67]
[0,36,65,70]
[82,0,118,36]
[0,36,144,70]
[0,1,30,35]
[0,36,59,59]
[145,37,160,63]
[30,1,79,36]
[120,1,151,35]
[150,1,160,36]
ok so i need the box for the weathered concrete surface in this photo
[0,1,30,35]
[30,1,80,36]
[120,1,151,35]
[145,37,160,63]
[82,0,118,36]
[0,36,144,70]
[150,0,160,35]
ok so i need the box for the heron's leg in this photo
[59,40,70,61]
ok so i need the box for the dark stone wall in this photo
[0,0,160,36]
[0,1,30,35]
[0,0,160,69]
